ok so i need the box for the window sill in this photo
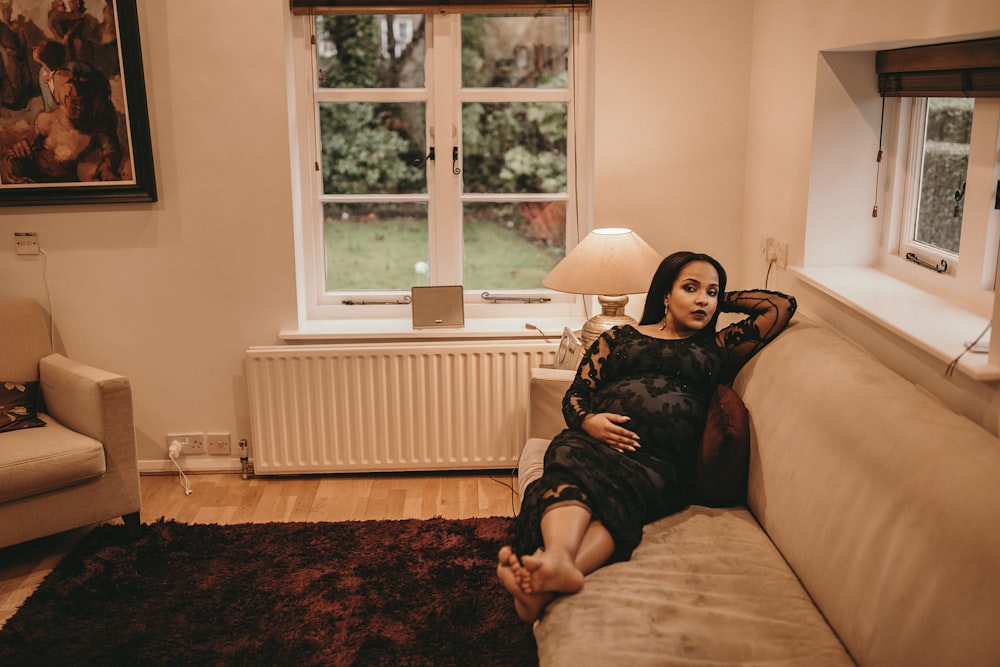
[280,316,582,343]
[793,266,999,381]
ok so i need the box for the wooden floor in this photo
[0,470,521,629]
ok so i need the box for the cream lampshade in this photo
[542,227,663,349]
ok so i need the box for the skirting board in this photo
[140,458,244,474]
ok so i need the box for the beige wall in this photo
[1,0,998,466]
[0,1,299,465]
[744,0,1000,286]
[592,1,754,287]
[743,0,1000,434]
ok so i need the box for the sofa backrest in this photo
[734,320,1000,667]
[0,298,52,383]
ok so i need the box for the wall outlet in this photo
[166,432,206,455]
[15,232,40,256]
[764,237,788,269]
[206,432,231,456]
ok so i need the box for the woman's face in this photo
[663,260,720,336]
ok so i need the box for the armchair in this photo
[0,298,140,549]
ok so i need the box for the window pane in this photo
[315,15,425,88]
[462,15,568,89]
[463,201,565,289]
[914,98,973,254]
[319,102,426,195]
[323,202,428,291]
[462,102,567,194]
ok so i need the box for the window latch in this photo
[995,179,999,210]
[905,252,948,273]
[413,147,435,168]
[342,296,412,306]
[480,292,551,304]
[954,180,966,217]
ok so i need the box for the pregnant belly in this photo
[593,377,705,444]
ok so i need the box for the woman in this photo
[498,251,796,622]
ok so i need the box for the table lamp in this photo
[542,227,663,349]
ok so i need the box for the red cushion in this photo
[694,384,750,507]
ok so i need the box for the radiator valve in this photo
[239,439,249,480]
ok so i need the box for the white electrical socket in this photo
[165,432,206,455]
[763,237,788,269]
[14,232,40,256]
[776,241,788,269]
[206,432,231,456]
[764,237,778,262]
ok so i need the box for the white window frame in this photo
[883,96,1000,317]
[288,12,594,329]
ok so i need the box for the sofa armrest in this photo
[528,367,574,440]
[39,353,134,447]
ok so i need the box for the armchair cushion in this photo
[0,416,106,503]
[0,381,46,432]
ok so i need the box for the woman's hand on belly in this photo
[581,413,641,452]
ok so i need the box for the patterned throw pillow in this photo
[0,381,46,433]
[694,384,751,508]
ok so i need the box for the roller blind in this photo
[877,37,1000,97]
[290,0,590,15]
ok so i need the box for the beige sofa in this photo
[0,298,141,549]
[519,319,1000,666]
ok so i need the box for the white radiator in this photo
[246,341,556,474]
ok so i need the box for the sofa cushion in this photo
[534,506,853,666]
[0,381,46,432]
[693,383,750,507]
[0,415,106,503]
[517,437,550,496]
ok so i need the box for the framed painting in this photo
[0,0,156,206]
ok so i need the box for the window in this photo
[291,11,591,324]
[891,96,1000,310]
[877,38,1000,314]
[900,97,972,266]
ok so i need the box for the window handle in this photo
[995,180,999,210]
[414,146,435,168]
[905,252,948,273]
[452,147,461,175]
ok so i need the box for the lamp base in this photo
[579,294,636,351]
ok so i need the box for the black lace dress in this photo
[515,290,796,563]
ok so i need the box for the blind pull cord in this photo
[873,96,885,218]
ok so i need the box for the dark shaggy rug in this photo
[0,517,537,666]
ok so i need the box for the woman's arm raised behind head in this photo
[716,290,797,368]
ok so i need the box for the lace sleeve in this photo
[716,290,797,368]
[562,327,618,430]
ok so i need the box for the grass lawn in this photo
[325,218,563,290]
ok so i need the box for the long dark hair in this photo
[638,251,728,329]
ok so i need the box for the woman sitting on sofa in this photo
[498,251,796,622]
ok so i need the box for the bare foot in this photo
[497,546,553,622]
[521,548,585,595]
